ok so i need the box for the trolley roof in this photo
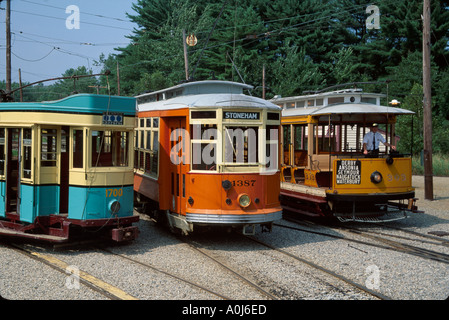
[136,80,280,112]
[282,103,415,117]
[0,94,136,116]
[272,89,385,104]
[271,88,414,118]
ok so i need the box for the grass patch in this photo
[412,153,449,176]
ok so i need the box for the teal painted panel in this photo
[68,185,134,221]
[37,185,60,217]
[0,181,5,218]
[0,94,136,116]
[19,184,36,223]
[15,185,59,224]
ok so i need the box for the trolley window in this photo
[224,126,259,164]
[293,124,308,167]
[265,125,279,170]
[294,125,307,151]
[73,130,84,168]
[41,129,57,167]
[191,124,217,171]
[23,129,32,179]
[135,117,159,177]
[0,128,4,175]
[282,125,291,165]
[91,130,129,167]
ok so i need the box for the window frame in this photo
[135,117,159,178]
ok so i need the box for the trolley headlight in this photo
[370,171,383,184]
[238,194,251,208]
[109,200,121,214]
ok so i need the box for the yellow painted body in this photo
[328,157,414,195]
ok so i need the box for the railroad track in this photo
[94,224,281,300]
[3,242,137,300]
[5,240,233,300]
[378,222,449,246]
[279,217,449,265]
[243,234,391,300]
[180,238,278,300]
[97,246,232,300]
[4,239,271,300]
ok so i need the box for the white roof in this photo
[138,93,280,111]
[273,90,385,103]
[136,80,280,112]
[282,103,414,117]
[136,80,253,99]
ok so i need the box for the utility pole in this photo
[5,0,12,93]
[18,68,23,101]
[422,0,433,200]
[262,64,266,100]
[116,61,121,96]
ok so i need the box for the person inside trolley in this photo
[363,123,396,156]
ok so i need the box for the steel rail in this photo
[98,247,231,300]
[245,235,392,300]
[4,242,135,300]
[280,217,449,265]
[182,239,278,300]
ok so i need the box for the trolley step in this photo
[0,227,69,242]
[335,210,409,223]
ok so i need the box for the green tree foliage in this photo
[3,0,448,153]
[1,66,101,102]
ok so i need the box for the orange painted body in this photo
[186,172,281,216]
[134,110,282,226]
[134,110,280,215]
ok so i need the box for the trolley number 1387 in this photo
[105,188,123,197]
[232,180,256,187]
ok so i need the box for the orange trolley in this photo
[134,80,282,234]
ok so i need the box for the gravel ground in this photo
[1,175,448,301]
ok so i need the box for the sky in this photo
[0,0,137,84]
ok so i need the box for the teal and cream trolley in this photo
[0,94,139,242]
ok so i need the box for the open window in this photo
[41,129,57,167]
[191,124,217,171]
[134,117,159,177]
[91,130,129,167]
[224,126,259,165]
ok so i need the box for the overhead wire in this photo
[12,47,55,62]
[114,2,375,72]
[0,2,136,80]
[10,9,134,32]
[19,0,131,23]
[10,30,129,47]
[3,0,417,84]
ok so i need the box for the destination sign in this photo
[223,111,260,120]
[102,112,124,125]
[336,160,361,185]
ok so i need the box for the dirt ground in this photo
[412,175,449,215]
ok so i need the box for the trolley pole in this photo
[183,30,189,80]
[422,0,433,200]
